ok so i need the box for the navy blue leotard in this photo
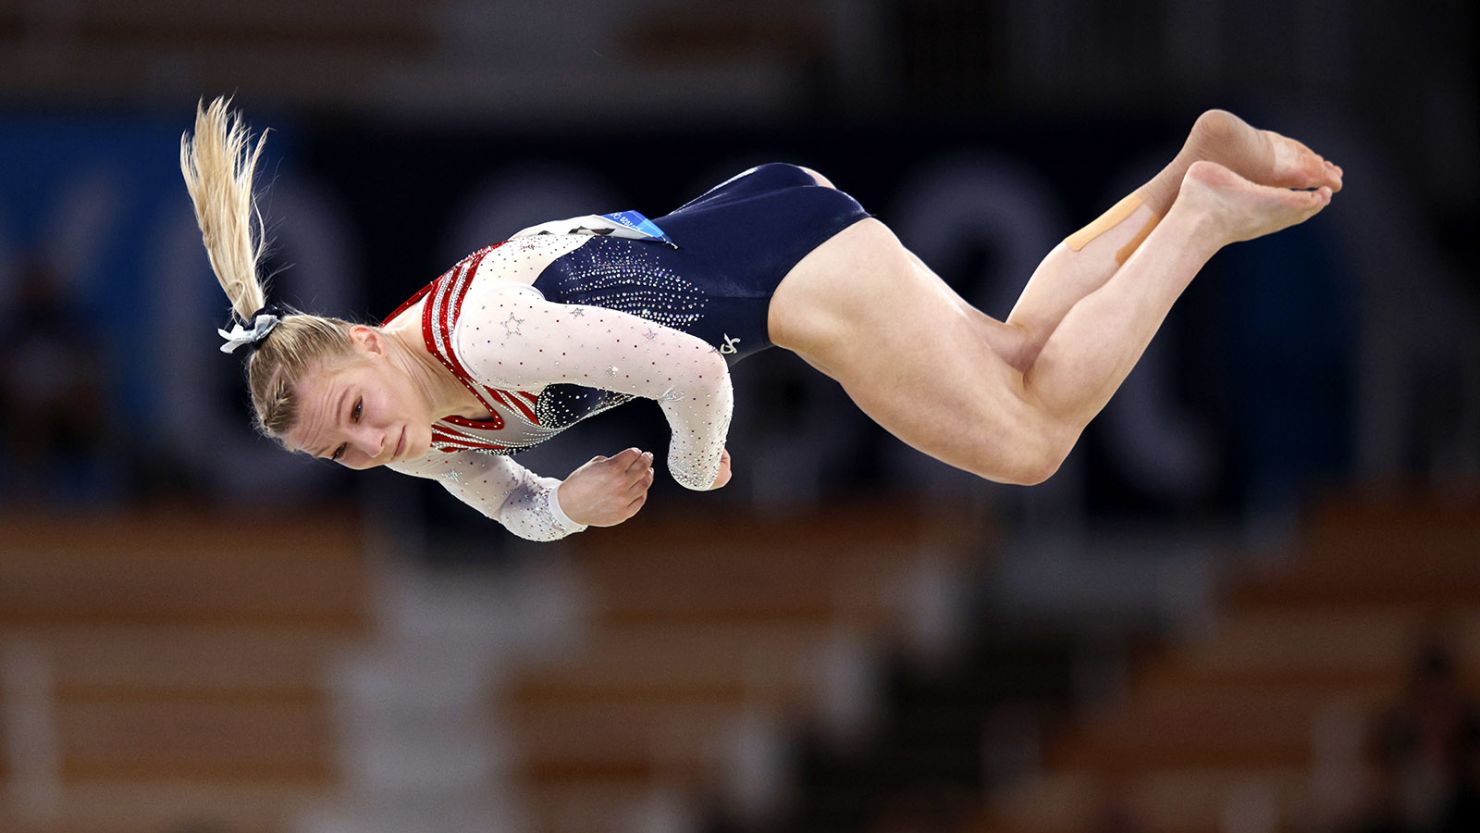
[530,162,871,364]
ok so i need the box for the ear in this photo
[348,325,387,357]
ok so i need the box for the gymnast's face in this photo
[285,327,436,469]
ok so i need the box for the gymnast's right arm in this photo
[388,447,655,541]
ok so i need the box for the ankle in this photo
[1163,197,1226,255]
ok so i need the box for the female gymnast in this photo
[181,98,1340,541]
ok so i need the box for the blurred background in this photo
[0,1,1476,833]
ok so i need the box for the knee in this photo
[997,442,1068,486]
[990,417,1077,487]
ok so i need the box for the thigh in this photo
[767,219,1070,483]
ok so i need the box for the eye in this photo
[352,398,363,422]
[331,442,347,463]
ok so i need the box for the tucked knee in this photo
[998,442,1067,486]
[994,418,1077,486]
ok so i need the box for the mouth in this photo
[393,427,406,461]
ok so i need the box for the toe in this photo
[1322,160,1343,192]
[1292,151,1343,192]
[1306,186,1333,215]
[1267,132,1345,191]
[1269,135,1326,189]
[1296,145,1338,187]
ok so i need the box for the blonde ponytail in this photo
[180,97,270,322]
[180,97,357,444]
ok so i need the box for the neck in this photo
[383,321,483,419]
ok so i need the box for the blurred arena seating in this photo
[706,625,1121,833]
[0,0,831,118]
[964,494,1480,833]
[0,510,368,833]
[0,1,432,103]
[4,493,1477,833]
[495,501,986,833]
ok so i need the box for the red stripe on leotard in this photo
[442,256,541,424]
[420,250,504,428]
[388,241,559,452]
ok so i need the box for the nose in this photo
[349,428,389,467]
[367,430,388,461]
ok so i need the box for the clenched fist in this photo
[557,448,656,527]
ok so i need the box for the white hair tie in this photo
[217,305,284,354]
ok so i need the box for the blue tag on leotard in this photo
[601,210,677,249]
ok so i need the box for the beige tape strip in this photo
[1064,192,1144,252]
[1114,212,1162,264]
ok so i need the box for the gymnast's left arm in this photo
[455,284,733,490]
[388,449,587,541]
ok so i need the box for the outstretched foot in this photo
[1185,109,1343,193]
[1179,160,1333,245]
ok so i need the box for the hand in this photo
[557,448,656,527]
[709,448,732,490]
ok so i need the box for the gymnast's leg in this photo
[769,161,1332,485]
[1023,161,1331,432]
[974,109,1342,371]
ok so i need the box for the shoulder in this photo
[447,280,554,390]
[467,235,591,289]
[397,236,588,325]
[452,280,548,343]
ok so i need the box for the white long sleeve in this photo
[388,450,586,542]
[453,282,733,490]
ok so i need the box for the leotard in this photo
[383,163,871,540]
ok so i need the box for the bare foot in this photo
[1267,130,1344,192]
[1185,109,1343,193]
[1178,160,1333,244]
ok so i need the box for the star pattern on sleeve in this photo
[390,451,585,541]
[456,284,733,492]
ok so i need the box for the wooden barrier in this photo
[497,501,988,833]
[0,511,368,833]
[965,494,1480,833]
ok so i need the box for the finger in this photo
[600,449,633,469]
[626,470,654,496]
[625,450,653,474]
[626,492,648,513]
